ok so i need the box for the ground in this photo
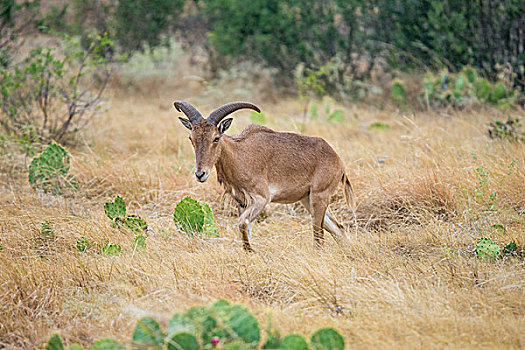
[1,93,524,349]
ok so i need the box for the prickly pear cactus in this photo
[391,80,406,106]
[89,338,126,350]
[133,235,146,249]
[310,327,345,350]
[76,238,89,252]
[167,332,199,350]
[502,241,517,256]
[28,143,76,194]
[125,215,148,233]
[173,197,219,237]
[68,344,85,350]
[476,237,502,260]
[45,333,64,350]
[100,243,122,256]
[104,196,126,223]
[224,304,260,345]
[279,334,308,350]
[41,220,55,239]
[131,317,164,350]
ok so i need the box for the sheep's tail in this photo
[342,173,358,237]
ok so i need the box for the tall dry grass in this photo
[1,76,524,349]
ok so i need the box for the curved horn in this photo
[173,101,204,124]
[207,102,261,125]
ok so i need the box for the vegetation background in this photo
[1,0,524,349]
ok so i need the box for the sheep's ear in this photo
[218,118,233,134]
[179,117,192,130]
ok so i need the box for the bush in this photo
[0,33,113,145]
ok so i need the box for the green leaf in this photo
[369,122,389,130]
[310,328,345,350]
[476,237,501,260]
[132,317,164,350]
[46,334,64,350]
[89,338,126,350]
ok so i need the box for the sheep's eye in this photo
[213,137,220,143]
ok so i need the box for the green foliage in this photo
[0,33,114,144]
[46,333,64,350]
[134,235,146,250]
[28,143,76,194]
[46,300,345,350]
[173,197,219,237]
[476,238,501,260]
[310,328,345,350]
[100,243,122,256]
[166,332,198,350]
[391,80,406,107]
[475,79,491,102]
[132,317,164,350]
[89,338,126,350]
[76,238,89,252]
[503,242,517,255]
[41,220,55,239]
[279,334,308,350]
[69,344,85,350]
[104,196,148,238]
[488,116,524,142]
[327,110,344,123]
[369,122,389,131]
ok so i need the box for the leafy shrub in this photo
[46,300,346,349]
[488,116,524,142]
[173,197,219,237]
[28,143,76,194]
[0,33,113,144]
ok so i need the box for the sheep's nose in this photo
[195,171,206,180]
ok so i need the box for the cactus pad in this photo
[391,80,406,106]
[279,334,308,350]
[101,243,122,256]
[125,215,148,233]
[167,332,199,350]
[28,143,75,194]
[476,237,501,260]
[41,220,55,239]
[68,344,85,350]
[225,305,260,344]
[104,196,126,221]
[45,333,64,350]
[132,317,164,349]
[134,235,146,249]
[89,338,126,350]
[502,241,517,255]
[173,197,219,237]
[76,238,89,252]
[310,327,345,350]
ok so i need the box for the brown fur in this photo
[177,104,355,251]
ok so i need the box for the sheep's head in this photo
[174,101,260,182]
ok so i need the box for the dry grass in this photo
[1,86,525,349]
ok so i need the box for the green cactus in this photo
[221,341,252,350]
[167,332,199,350]
[125,215,148,233]
[224,305,260,345]
[132,317,164,350]
[453,74,466,96]
[69,344,85,350]
[46,333,64,350]
[391,80,406,106]
[463,67,477,84]
[279,334,308,350]
[475,79,491,102]
[168,313,196,335]
[310,327,345,350]
[104,196,126,222]
[100,243,122,256]
[173,197,219,237]
[476,237,501,260]
[41,220,55,239]
[183,306,218,344]
[28,143,76,194]
[502,241,517,255]
[134,235,146,249]
[76,238,89,252]
[89,338,126,350]
[491,82,506,103]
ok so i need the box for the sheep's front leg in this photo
[238,194,269,252]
